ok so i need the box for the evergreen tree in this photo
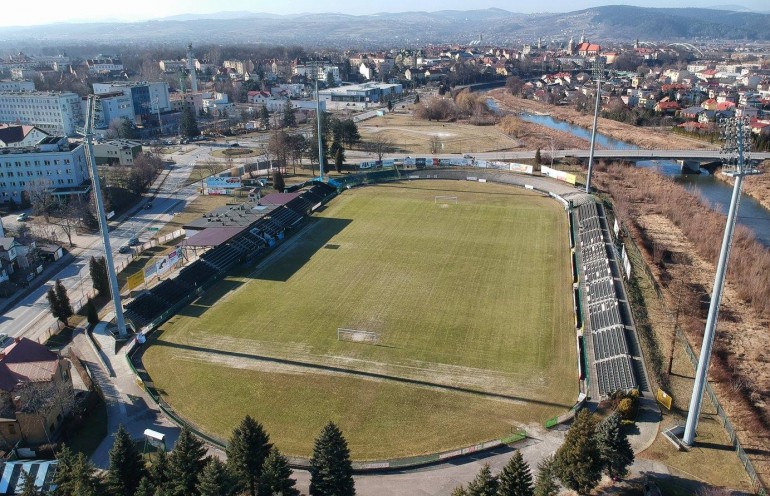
[225,415,272,496]
[169,427,209,496]
[414,94,420,104]
[19,470,42,496]
[452,486,469,496]
[596,413,634,480]
[282,102,296,128]
[309,422,355,496]
[53,449,103,496]
[466,464,498,496]
[197,458,238,496]
[85,297,99,326]
[498,451,534,496]
[180,106,201,138]
[107,424,147,496]
[133,477,155,496]
[50,279,73,326]
[553,410,602,495]
[271,170,285,193]
[149,449,171,491]
[340,119,360,147]
[387,100,393,112]
[533,456,559,496]
[334,146,345,173]
[534,148,542,166]
[89,256,109,296]
[258,449,300,496]
[47,286,62,324]
[260,105,270,130]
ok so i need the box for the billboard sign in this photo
[206,176,242,189]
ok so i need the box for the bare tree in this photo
[50,202,82,247]
[364,135,396,162]
[429,136,441,154]
[26,180,56,222]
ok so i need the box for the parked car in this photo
[119,245,131,254]
[0,334,7,346]
[16,213,28,222]
[128,236,140,246]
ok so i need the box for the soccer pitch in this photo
[143,180,577,459]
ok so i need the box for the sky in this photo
[5,0,768,27]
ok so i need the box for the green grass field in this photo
[143,180,577,459]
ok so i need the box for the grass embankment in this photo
[144,180,576,459]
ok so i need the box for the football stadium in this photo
[138,175,578,460]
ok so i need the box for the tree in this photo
[90,256,109,296]
[108,117,139,139]
[429,136,441,154]
[465,464,498,496]
[52,447,103,496]
[48,279,73,326]
[332,142,345,173]
[259,105,270,130]
[19,470,42,496]
[534,148,542,166]
[26,180,55,222]
[325,70,336,88]
[169,427,209,496]
[226,415,272,496]
[414,93,420,104]
[107,424,147,496]
[533,456,559,496]
[50,201,81,247]
[553,410,602,495]
[596,413,634,480]
[271,170,285,193]
[340,119,360,148]
[197,458,238,496]
[364,135,395,162]
[387,100,393,112]
[180,105,201,138]
[258,449,300,496]
[309,422,355,496]
[498,451,533,496]
[133,477,156,496]
[267,130,290,172]
[148,449,172,492]
[282,101,296,128]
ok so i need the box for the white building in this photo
[93,82,171,124]
[318,82,402,109]
[85,91,135,129]
[270,83,305,98]
[293,64,340,84]
[0,137,90,205]
[159,60,187,73]
[0,80,35,92]
[86,57,124,74]
[0,91,82,136]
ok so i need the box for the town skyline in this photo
[7,0,770,28]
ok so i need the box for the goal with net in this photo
[434,195,458,204]
[337,328,380,344]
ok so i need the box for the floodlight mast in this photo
[585,57,604,193]
[314,62,325,181]
[682,116,759,446]
[83,96,129,337]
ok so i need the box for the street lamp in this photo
[585,57,605,193]
[682,116,761,446]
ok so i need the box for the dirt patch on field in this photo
[176,332,555,402]
[489,89,716,151]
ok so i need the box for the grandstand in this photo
[575,200,638,398]
[125,182,338,332]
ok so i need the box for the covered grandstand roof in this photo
[184,203,278,230]
[259,192,302,206]
[182,227,246,247]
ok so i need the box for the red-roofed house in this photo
[655,101,681,113]
[0,338,73,449]
[0,125,49,148]
[716,101,736,112]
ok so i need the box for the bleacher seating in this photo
[176,262,217,287]
[153,279,187,306]
[270,206,303,229]
[576,200,638,397]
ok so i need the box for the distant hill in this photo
[0,6,768,47]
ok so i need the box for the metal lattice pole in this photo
[682,117,758,446]
[83,96,129,337]
[314,62,325,181]
[585,57,605,193]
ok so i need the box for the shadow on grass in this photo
[174,278,245,318]
[151,339,572,409]
[250,217,352,282]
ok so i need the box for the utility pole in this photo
[682,116,760,446]
[314,61,325,181]
[585,57,605,193]
[83,96,129,337]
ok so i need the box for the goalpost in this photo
[434,195,458,204]
[337,328,380,344]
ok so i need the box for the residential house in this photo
[0,125,49,148]
[0,338,74,449]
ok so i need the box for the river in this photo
[517,112,770,246]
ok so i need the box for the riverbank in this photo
[594,164,770,491]
[488,89,716,151]
[715,161,770,211]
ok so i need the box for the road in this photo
[0,144,213,343]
